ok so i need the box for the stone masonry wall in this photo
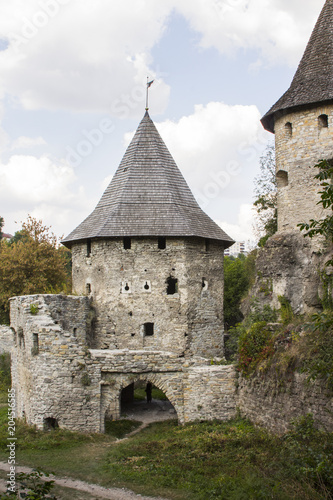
[9,294,236,432]
[71,236,224,359]
[237,373,333,434]
[0,325,14,354]
[10,294,102,432]
[9,293,332,435]
[183,365,236,422]
[274,104,333,233]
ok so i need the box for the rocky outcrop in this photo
[244,232,332,316]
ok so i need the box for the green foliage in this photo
[29,304,39,315]
[80,373,91,387]
[253,143,278,246]
[4,469,57,499]
[0,217,3,242]
[224,252,256,329]
[134,386,167,401]
[301,312,333,390]
[319,270,333,310]
[0,216,72,324]
[284,414,333,491]
[298,159,333,242]
[246,299,278,325]
[0,410,331,500]
[0,353,11,394]
[225,300,277,363]
[278,295,293,324]
[238,321,274,376]
[0,406,109,452]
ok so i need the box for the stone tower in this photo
[10,111,237,432]
[261,0,333,233]
[249,0,333,315]
[63,111,234,359]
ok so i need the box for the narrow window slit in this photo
[86,239,91,257]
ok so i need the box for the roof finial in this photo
[145,77,154,111]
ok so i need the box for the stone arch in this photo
[134,373,182,420]
[100,372,183,431]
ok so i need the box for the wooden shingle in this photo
[63,112,234,248]
[262,0,333,133]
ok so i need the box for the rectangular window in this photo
[123,237,131,249]
[144,323,154,336]
[158,237,166,249]
[166,277,178,295]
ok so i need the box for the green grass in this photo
[105,418,142,438]
[0,407,332,500]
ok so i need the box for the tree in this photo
[253,143,277,247]
[0,216,71,324]
[0,217,3,241]
[224,254,251,329]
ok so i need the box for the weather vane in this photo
[145,77,154,111]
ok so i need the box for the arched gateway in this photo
[10,112,236,432]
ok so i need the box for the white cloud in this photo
[11,135,46,149]
[0,0,324,114]
[0,0,171,114]
[152,101,270,208]
[0,153,93,236]
[175,0,323,66]
[215,203,257,242]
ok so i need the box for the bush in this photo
[238,322,274,376]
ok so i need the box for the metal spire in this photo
[145,77,154,111]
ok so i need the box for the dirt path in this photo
[0,400,175,499]
[0,461,169,500]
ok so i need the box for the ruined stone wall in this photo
[274,104,333,233]
[10,294,102,432]
[237,373,333,434]
[71,237,224,359]
[9,294,235,432]
[0,325,14,354]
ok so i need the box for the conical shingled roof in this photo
[261,0,333,133]
[62,112,234,248]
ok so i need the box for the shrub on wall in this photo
[237,321,274,376]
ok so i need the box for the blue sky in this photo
[0,0,325,244]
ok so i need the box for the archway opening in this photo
[120,380,177,423]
